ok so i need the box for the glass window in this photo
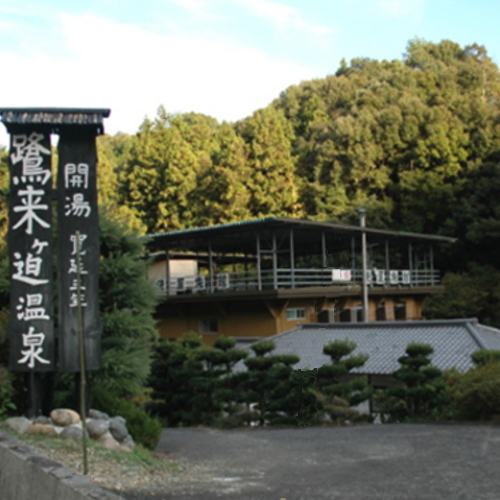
[338,307,363,323]
[199,318,218,334]
[376,303,386,321]
[351,306,363,323]
[286,308,307,320]
[394,302,407,321]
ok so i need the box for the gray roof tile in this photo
[235,319,500,375]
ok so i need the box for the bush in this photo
[92,386,162,449]
[451,363,500,420]
[0,366,16,419]
[471,349,500,367]
[317,339,372,424]
[383,343,447,422]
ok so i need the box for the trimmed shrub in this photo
[317,339,372,424]
[451,362,500,420]
[384,343,448,422]
[471,349,500,367]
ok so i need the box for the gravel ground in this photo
[0,425,212,498]
[6,423,500,500]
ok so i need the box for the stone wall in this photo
[0,430,124,500]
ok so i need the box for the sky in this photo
[1,0,500,147]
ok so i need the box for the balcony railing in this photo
[152,268,441,296]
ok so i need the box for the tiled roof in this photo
[235,319,500,375]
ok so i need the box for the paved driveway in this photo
[135,424,500,500]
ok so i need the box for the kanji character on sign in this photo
[68,258,88,275]
[18,326,50,368]
[16,293,50,321]
[12,185,50,234]
[69,279,87,308]
[13,251,49,286]
[10,133,51,185]
[64,193,91,217]
[70,233,87,255]
[69,293,87,308]
[64,163,89,189]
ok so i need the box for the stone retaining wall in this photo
[0,430,124,500]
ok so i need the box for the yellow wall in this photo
[155,295,427,345]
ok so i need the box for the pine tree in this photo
[317,339,372,423]
[242,340,299,426]
[384,343,445,422]
[96,134,146,234]
[149,333,248,426]
[120,109,200,233]
[194,123,252,225]
[237,107,303,218]
[90,215,158,399]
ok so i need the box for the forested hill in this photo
[1,38,500,324]
[95,39,500,234]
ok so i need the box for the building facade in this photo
[146,217,455,344]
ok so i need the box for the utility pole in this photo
[360,209,369,322]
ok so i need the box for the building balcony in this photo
[152,267,441,297]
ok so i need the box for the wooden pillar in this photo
[408,242,413,287]
[208,240,214,292]
[272,232,278,290]
[256,233,262,291]
[351,237,356,275]
[290,229,295,288]
[430,244,435,285]
[166,249,171,295]
[322,232,327,268]
[385,240,390,286]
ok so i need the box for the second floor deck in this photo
[147,217,454,299]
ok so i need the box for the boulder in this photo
[33,415,51,425]
[109,417,129,442]
[61,426,88,441]
[97,430,121,450]
[112,415,126,426]
[87,419,110,439]
[26,423,57,436]
[5,417,32,435]
[89,409,110,420]
[119,435,135,453]
[50,408,80,427]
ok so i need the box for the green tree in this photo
[96,133,146,234]
[194,123,252,225]
[120,109,200,233]
[275,39,500,235]
[451,361,500,421]
[423,266,500,326]
[148,333,248,426]
[237,107,303,218]
[317,339,372,423]
[383,343,447,422]
[90,215,158,399]
[288,368,319,426]
[242,340,300,426]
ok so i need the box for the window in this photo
[394,302,407,321]
[199,318,218,334]
[339,307,363,323]
[351,306,363,323]
[286,308,307,321]
[339,308,351,323]
[376,303,386,321]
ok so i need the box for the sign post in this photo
[0,108,110,417]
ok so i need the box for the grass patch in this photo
[0,422,179,476]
